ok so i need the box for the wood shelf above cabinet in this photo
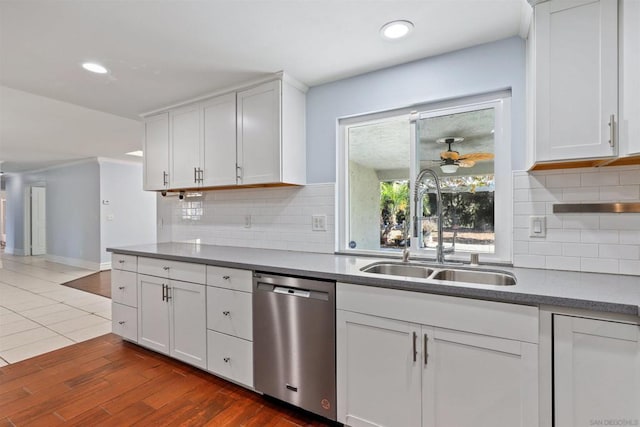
[529,155,640,171]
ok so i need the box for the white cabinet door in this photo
[170,105,202,189]
[337,310,421,427]
[554,315,640,426]
[137,274,170,354]
[237,80,281,185]
[206,286,252,341]
[169,279,206,369]
[143,113,169,191]
[621,0,640,156]
[422,327,538,427]
[535,0,618,161]
[202,93,237,187]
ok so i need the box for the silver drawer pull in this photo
[119,321,125,325]
[118,286,125,290]
[163,266,170,271]
[223,357,230,363]
[223,275,230,280]
[222,311,230,316]
[118,260,125,264]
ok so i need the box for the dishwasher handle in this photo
[257,282,329,301]
[274,286,310,298]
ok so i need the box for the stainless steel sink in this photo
[431,269,516,286]
[360,262,434,279]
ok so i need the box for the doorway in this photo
[30,186,46,255]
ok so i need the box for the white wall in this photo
[513,166,640,275]
[306,36,526,183]
[99,159,157,266]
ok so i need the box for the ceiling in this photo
[0,0,530,173]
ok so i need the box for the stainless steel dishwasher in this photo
[253,272,336,421]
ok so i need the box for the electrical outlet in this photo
[244,215,251,228]
[529,216,546,237]
[312,214,327,231]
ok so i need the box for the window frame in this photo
[337,91,513,264]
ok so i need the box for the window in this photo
[338,93,512,263]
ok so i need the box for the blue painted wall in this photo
[306,36,526,183]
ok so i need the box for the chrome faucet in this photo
[402,220,410,262]
[413,168,445,264]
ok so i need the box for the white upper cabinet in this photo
[237,79,306,186]
[170,104,202,189]
[141,73,306,192]
[143,112,169,191]
[533,0,618,163]
[202,93,237,187]
[620,0,640,157]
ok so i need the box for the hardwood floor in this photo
[61,271,111,299]
[0,334,333,426]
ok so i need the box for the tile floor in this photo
[0,252,111,366]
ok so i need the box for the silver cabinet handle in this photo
[194,167,198,183]
[163,171,168,186]
[119,321,125,325]
[198,168,204,183]
[166,286,172,301]
[163,266,170,271]
[609,114,616,148]
[412,332,417,362]
[162,283,166,301]
[118,259,125,264]
[424,333,429,366]
[118,286,125,290]
[236,165,242,180]
[222,275,230,280]
[222,311,230,316]
[223,357,230,363]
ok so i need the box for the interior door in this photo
[30,186,46,255]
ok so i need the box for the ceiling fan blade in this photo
[459,152,494,161]
[440,151,460,160]
[458,159,476,168]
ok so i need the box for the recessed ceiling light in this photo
[380,20,414,40]
[126,150,144,157]
[82,62,109,74]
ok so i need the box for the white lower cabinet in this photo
[337,283,539,427]
[112,303,137,342]
[137,274,206,369]
[207,330,253,387]
[554,315,640,426]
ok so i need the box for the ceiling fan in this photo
[434,137,494,173]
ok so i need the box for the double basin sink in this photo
[361,261,516,286]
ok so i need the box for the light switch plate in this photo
[529,216,546,238]
[312,214,327,231]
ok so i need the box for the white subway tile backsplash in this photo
[547,173,581,188]
[581,230,619,244]
[599,186,640,201]
[161,183,336,254]
[562,243,599,258]
[599,244,640,260]
[580,258,619,274]
[545,256,581,272]
[619,260,640,275]
[512,166,640,275]
[562,187,599,202]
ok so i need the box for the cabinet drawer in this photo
[207,330,253,388]
[207,266,252,292]
[112,254,137,272]
[207,286,252,340]
[111,270,137,307]
[112,303,138,342]
[138,257,206,284]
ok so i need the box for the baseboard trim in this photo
[45,254,100,271]
[4,247,28,256]
[100,262,112,271]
